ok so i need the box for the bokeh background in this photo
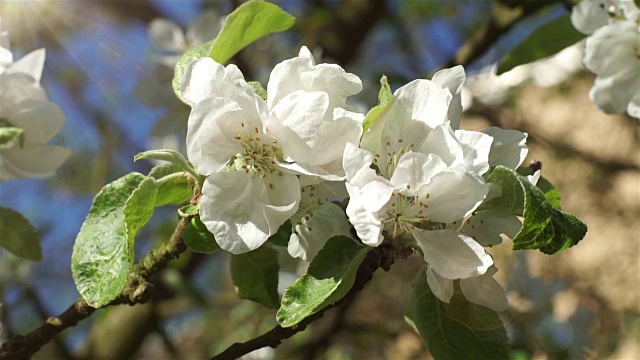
[0,0,638,359]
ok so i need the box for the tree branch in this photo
[0,217,191,360]
[210,244,395,360]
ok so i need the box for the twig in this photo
[0,217,191,360]
[210,244,394,360]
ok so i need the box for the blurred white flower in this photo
[571,0,640,118]
[0,33,70,182]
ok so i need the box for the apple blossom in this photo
[182,47,363,254]
[571,0,640,118]
[0,35,70,182]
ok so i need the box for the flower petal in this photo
[459,211,522,247]
[345,182,385,246]
[4,100,65,144]
[460,266,508,311]
[0,144,70,182]
[431,65,466,130]
[454,129,493,175]
[149,19,187,53]
[200,171,300,254]
[7,48,45,82]
[481,127,528,170]
[419,170,488,223]
[426,264,454,303]
[181,57,246,105]
[412,228,492,279]
[389,152,447,193]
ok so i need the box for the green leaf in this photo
[268,220,292,247]
[183,217,220,254]
[0,208,42,261]
[178,203,200,218]
[172,39,215,104]
[362,75,394,133]
[405,268,509,360]
[277,236,368,327]
[0,127,25,149]
[72,173,158,308]
[135,149,202,182]
[480,166,526,216]
[248,81,268,100]
[209,0,295,64]
[172,0,294,104]
[497,14,586,75]
[480,166,587,254]
[513,179,587,254]
[149,164,193,206]
[516,167,561,210]
[231,246,280,309]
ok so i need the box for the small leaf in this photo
[178,203,200,218]
[480,166,587,254]
[268,220,292,247]
[480,166,526,216]
[135,149,202,182]
[248,81,268,100]
[0,127,25,149]
[231,246,280,309]
[277,236,368,327]
[148,163,193,206]
[405,268,509,360]
[72,173,158,308]
[209,0,295,64]
[183,217,220,254]
[363,75,394,133]
[0,208,42,261]
[497,14,586,75]
[513,179,587,254]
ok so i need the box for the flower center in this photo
[374,138,416,178]
[225,124,283,178]
[382,191,431,238]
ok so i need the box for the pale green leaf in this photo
[134,149,202,182]
[405,268,509,360]
[277,236,368,327]
[0,207,41,261]
[231,246,280,309]
[209,0,295,64]
[72,173,158,308]
[363,75,393,133]
[497,14,586,75]
[0,127,25,149]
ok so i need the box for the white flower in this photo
[0,38,70,182]
[266,47,364,180]
[343,77,494,279]
[571,1,640,118]
[183,47,363,253]
[184,59,300,254]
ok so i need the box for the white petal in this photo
[149,19,187,52]
[426,265,454,303]
[200,171,300,254]
[459,211,522,247]
[454,129,493,175]
[0,144,70,182]
[288,201,351,261]
[7,48,45,82]
[277,161,344,181]
[481,127,528,170]
[421,123,462,168]
[4,100,65,144]
[389,152,447,193]
[412,228,492,279]
[431,65,466,130]
[345,183,384,246]
[360,180,394,212]
[570,1,610,35]
[343,142,374,182]
[419,170,488,223]
[460,267,508,311]
[181,57,246,105]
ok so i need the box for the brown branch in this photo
[210,244,395,360]
[444,0,564,68]
[0,217,191,360]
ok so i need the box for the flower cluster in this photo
[183,48,532,310]
[0,31,70,182]
[571,0,640,119]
